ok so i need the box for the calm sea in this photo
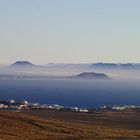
[0,79,140,107]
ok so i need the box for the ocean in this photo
[0,79,140,108]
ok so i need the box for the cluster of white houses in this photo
[0,100,140,112]
[0,100,28,109]
[97,105,140,111]
[0,100,89,113]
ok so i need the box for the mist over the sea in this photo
[0,62,140,107]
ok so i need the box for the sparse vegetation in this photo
[0,110,140,140]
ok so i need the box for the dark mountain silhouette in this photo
[74,72,111,80]
[0,61,45,76]
[0,61,140,79]
[90,63,140,69]
[10,61,35,68]
[6,61,140,70]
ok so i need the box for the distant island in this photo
[4,61,140,70]
[1,61,140,70]
[0,61,112,80]
[13,61,33,66]
[11,61,34,67]
[73,72,111,80]
[90,62,140,69]
[1,61,140,80]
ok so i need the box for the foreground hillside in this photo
[0,110,140,140]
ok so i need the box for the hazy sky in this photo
[0,0,140,64]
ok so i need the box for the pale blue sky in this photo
[0,0,140,64]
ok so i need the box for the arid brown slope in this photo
[0,110,140,140]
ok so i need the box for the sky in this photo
[0,0,140,64]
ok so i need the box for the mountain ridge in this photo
[4,61,140,69]
[91,63,140,69]
[11,61,35,67]
[74,72,111,80]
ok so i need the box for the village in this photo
[0,99,140,113]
